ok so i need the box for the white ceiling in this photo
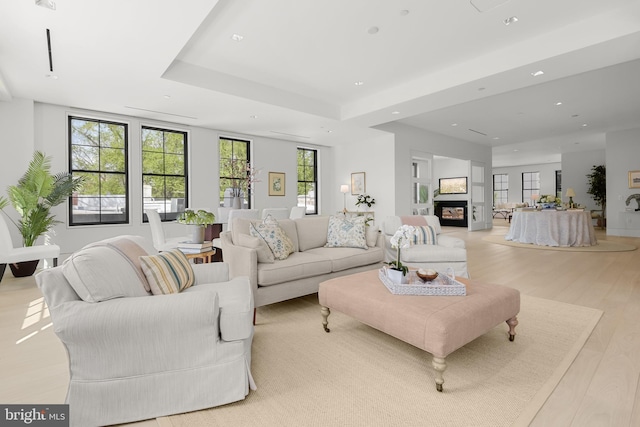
[1,0,639,167]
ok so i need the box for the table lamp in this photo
[531,194,539,207]
[566,188,576,208]
[340,184,349,213]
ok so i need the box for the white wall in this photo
[492,162,561,205]
[606,127,640,237]
[561,149,605,211]
[0,98,37,245]
[332,132,396,225]
[0,99,342,254]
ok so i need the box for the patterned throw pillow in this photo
[412,225,437,245]
[139,250,195,295]
[249,215,294,260]
[325,215,367,249]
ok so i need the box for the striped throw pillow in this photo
[139,250,195,295]
[412,225,437,245]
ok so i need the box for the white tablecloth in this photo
[505,210,597,247]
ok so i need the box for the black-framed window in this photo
[141,126,188,222]
[493,174,508,206]
[297,147,317,215]
[522,171,540,204]
[219,137,251,208]
[69,116,128,225]
[555,170,562,199]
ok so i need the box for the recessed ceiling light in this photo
[354,81,364,86]
[327,130,333,133]
[493,137,500,140]
[391,111,400,115]
[572,114,579,118]
[478,87,486,91]
[400,10,410,16]
[513,149,519,152]
[368,26,379,35]
[249,115,258,119]
[503,16,518,25]
[45,74,58,79]
[582,123,588,127]
[35,0,56,10]
[554,101,562,106]
[451,123,458,127]
[531,70,544,77]
[163,95,171,99]
[231,34,244,42]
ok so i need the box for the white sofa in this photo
[382,215,469,278]
[220,216,384,307]
[36,235,255,427]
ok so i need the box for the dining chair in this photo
[261,207,289,220]
[0,214,60,282]
[289,206,306,219]
[144,209,184,252]
[228,209,260,232]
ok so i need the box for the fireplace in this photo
[435,200,468,227]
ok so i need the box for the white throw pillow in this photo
[325,215,367,249]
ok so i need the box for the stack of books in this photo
[178,241,213,254]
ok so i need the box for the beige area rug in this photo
[483,234,636,252]
[163,294,602,427]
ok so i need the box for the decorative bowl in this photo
[417,271,438,282]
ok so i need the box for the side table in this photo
[184,249,216,264]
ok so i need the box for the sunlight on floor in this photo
[17,297,52,345]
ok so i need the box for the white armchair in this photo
[0,214,59,281]
[382,215,469,278]
[36,235,255,426]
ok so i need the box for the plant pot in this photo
[386,268,408,284]
[9,260,39,278]
[186,224,205,244]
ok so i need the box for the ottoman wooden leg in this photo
[321,305,331,333]
[432,357,447,392]
[506,316,518,341]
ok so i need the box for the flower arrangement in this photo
[538,195,561,205]
[387,224,415,276]
[355,194,376,209]
[226,159,261,198]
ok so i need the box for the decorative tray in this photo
[378,268,466,296]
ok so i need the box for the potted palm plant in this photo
[177,209,216,243]
[0,151,84,276]
[586,164,606,227]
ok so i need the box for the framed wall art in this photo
[351,172,366,195]
[629,170,640,189]
[269,172,286,196]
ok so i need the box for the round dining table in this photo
[504,209,597,247]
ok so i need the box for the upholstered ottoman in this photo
[318,269,520,392]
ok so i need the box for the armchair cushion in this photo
[325,215,367,249]
[412,225,437,245]
[139,250,195,295]
[62,236,151,302]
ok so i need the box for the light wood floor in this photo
[1,221,639,426]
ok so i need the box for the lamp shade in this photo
[531,194,540,201]
[566,188,576,198]
[340,184,349,193]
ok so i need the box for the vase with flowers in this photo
[223,159,261,208]
[386,224,415,284]
[538,194,561,209]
